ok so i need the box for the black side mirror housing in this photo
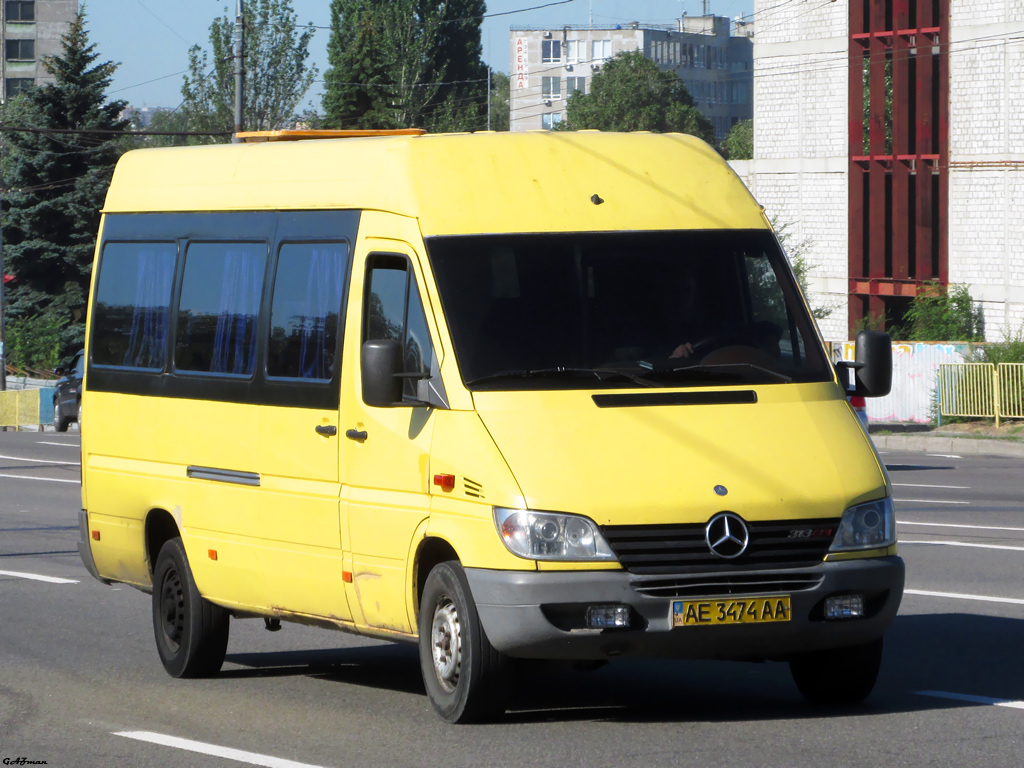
[852,330,892,398]
[361,339,404,407]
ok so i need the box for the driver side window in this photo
[364,254,436,399]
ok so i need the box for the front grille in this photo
[632,571,825,599]
[602,517,839,575]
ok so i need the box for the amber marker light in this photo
[208,550,218,561]
[433,474,455,492]
[91,530,100,541]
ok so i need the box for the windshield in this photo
[426,230,832,391]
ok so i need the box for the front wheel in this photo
[418,561,510,723]
[54,401,70,432]
[790,637,883,706]
[152,538,229,678]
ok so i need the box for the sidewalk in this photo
[869,424,1024,458]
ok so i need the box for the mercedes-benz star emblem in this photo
[705,512,750,559]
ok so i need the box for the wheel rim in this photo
[430,596,462,694]
[158,565,185,651]
[53,404,60,428]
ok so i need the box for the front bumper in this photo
[467,556,904,660]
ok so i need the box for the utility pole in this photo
[232,0,245,142]
[0,216,7,393]
[487,67,492,131]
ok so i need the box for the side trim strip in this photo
[187,466,261,487]
[592,390,758,408]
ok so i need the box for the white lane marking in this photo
[917,690,1024,710]
[0,472,79,484]
[900,539,1024,552]
[36,441,80,448]
[927,454,962,459]
[113,731,329,768]
[0,452,78,465]
[905,589,1024,606]
[897,498,971,505]
[893,483,970,489]
[0,570,79,584]
[900,521,1024,533]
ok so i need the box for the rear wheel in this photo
[152,538,229,678]
[419,561,510,723]
[790,637,883,706]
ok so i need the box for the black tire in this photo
[54,401,70,432]
[152,538,229,678]
[418,560,510,723]
[790,637,883,706]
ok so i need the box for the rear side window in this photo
[91,242,176,369]
[175,242,267,376]
[267,242,349,380]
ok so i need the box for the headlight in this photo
[493,507,617,561]
[829,496,896,552]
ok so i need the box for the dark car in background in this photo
[53,349,84,432]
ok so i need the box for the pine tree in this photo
[1,10,129,361]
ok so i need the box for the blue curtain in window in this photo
[212,248,263,374]
[298,246,346,379]
[123,247,174,368]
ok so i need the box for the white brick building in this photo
[732,0,1024,342]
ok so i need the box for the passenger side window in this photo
[175,242,267,376]
[364,255,436,399]
[266,242,349,380]
[91,242,176,370]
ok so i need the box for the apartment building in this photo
[509,15,753,142]
[2,0,78,102]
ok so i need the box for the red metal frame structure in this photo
[849,0,949,335]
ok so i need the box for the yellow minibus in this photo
[79,130,903,722]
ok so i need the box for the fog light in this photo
[824,595,864,620]
[586,605,631,629]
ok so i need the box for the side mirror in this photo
[852,330,892,398]
[361,339,403,407]
[54,366,65,377]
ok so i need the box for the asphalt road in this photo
[1,430,1022,767]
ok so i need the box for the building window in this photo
[5,1,34,22]
[541,39,561,63]
[5,77,34,99]
[542,76,561,100]
[566,77,586,96]
[592,39,611,61]
[5,39,34,61]
[565,40,585,63]
[541,112,562,130]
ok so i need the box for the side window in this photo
[267,242,349,380]
[91,242,176,370]
[364,255,436,399]
[175,242,267,376]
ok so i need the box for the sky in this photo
[87,0,753,111]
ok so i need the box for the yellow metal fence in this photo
[0,389,42,430]
[938,363,1024,427]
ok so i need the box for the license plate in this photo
[672,596,792,627]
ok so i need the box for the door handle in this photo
[345,428,368,441]
[315,425,338,437]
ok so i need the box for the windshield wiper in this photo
[649,363,793,384]
[466,366,658,387]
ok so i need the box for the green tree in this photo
[323,0,488,131]
[180,0,317,141]
[488,71,510,131]
[724,118,752,159]
[900,283,984,342]
[1,10,129,363]
[559,50,714,143]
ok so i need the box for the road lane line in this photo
[0,570,79,584]
[36,441,79,448]
[900,521,1024,533]
[113,731,329,768]
[0,472,79,484]
[893,483,970,489]
[916,690,1024,710]
[904,589,1024,606]
[900,540,1024,552]
[927,454,962,459]
[0,452,79,465]
[897,498,971,505]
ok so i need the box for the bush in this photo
[899,283,983,342]
[4,311,67,373]
[972,326,1024,364]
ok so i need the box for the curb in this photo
[872,433,1024,458]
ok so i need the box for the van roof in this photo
[104,131,765,237]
